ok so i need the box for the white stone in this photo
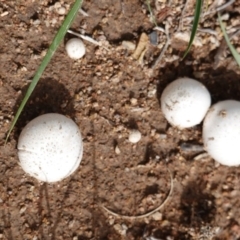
[57,7,66,15]
[129,129,141,143]
[65,38,86,60]
[115,145,121,154]
[152,212,162,221]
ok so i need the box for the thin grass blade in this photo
[218,13,240,66]
[182,0,203,59]
[146,0,158,27]
[5,0,83,142]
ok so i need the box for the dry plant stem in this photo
[132,32,149,60]
[67,30,101,46]
[207,0,223,11]
[153,26,165,33]
[216,0,235,11]
[188,25,218,35]
[101,168,174,220]
[184,0,235,23]
[203,0,236,17]
[79,8,89,16]
[196,28,218,35]
[151,21,170,69]
[178,0,192,32]
[214,29,240,68]
[146,0,158,26]
[193,152,210,161]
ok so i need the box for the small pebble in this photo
[152,212,162,221]
[57,7,66,15]
[130,98,138,106]
[180,142,204,153]
[113,223,128,236]
[149,31,158,46]
[129,129,141,143]
[108,217,115,225]
[54,2,61,9]
[115,145,121,154]
[122,41,136,51]
[20,206,27,214]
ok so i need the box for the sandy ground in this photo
[1,0,240,239]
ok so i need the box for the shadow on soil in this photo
[180,179,216,228]
[126,222,192,240]
[156,62,240,105]
[12,78,75,142]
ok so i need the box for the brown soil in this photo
[1,0,240,239]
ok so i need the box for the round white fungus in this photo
[65,38,86,59]
[129,129,141,143]
[161,77,211,129]
[17,113,83,182]
[203,100,240,166]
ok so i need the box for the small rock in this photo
[115,145,121,155]
[113,223,128,236]
[129,129,141,143]
[130,98,138,106]
[147,88,157,98]
[54,2,61,9]
[20,206,27,214]
[109,217,115,225]
[57,7,66,15]
[122,41,136,51]
[68,219,75,228]
[149,31,158,46]
[152,212,162,221]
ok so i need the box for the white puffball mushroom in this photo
[17,113,83,182]
[65,38,86,59]
[203,100,240,166]
[129,129,141,143]
[161,77,211,129]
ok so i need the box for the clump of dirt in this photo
[1,0,240,239]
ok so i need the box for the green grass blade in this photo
[183,0,203,59]
[5,0,83,142]
[146,0,158,27]
[218,13,240,66]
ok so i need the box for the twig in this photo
[153,26,165,33]
[215,0,235,12]
[183,0,236,23]
[193,152,210,161]
[78,8,89,16]
[196,28,218,36]
[101,168,174,220]
[151,21,170,68]
[187,25,218,36]
[178,0,192,32]
[146,0,158,26]
[203,0,235,18]
[213,29,240,69]
[67,29,101,46]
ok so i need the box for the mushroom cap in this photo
[203,100,240,166]
[161,77,211,129]
[17,113,83,182]
[65,38,86,59]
